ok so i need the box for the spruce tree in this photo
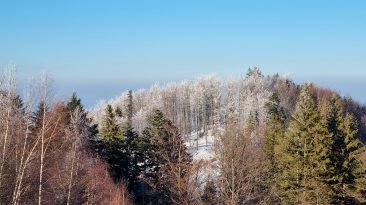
[97,105,125,183]
[320,95,347,202]
[126,90,133,126]
[278,84,329,204]
[99,104,121,139]
[118,119,147,191]
[321,95,366,204]
[66,92,98,139]
[116,124,141,188]
[66,92,88,127]
[115,106,123,117]
[264,93,286,191]
[97,99,147,196]
[31,101,48,134]
[118,89,145,190]
[141,109,192,205]
[339,113,365,203]
[246,67,263,77]
[66,92,83,113]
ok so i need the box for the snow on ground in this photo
[185,130,216,161]
[185,130,219,188]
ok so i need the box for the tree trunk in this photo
[0,110,10,191]
[38,106,46,205]
[66,145,77,205]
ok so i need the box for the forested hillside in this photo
[0,68,366,204]
[90,68,366,143]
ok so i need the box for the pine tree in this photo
[278,84,329,204]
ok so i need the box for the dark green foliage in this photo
[246,67,263,77]
[264,93,286,190]
[247,110,259,131]
[277,85,329,204]
[115,106,123,117]
[140,109,192,205]
[65,92,98,138]
[343,96,366,143]
[95,101,150,201]
[66,92,83,113]
[13,95,24,110]
[31,101,48,133]
[96,124,142,188]
[126,90,133,126]
[120,123,145,188]
[338,113,365,203]
[274,87,366,204]
[322,96,347,202]
[314,95,366,204]
[99,104,121,139]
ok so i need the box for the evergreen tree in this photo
[66,92,83,113]
[339,113,365,203]
[101,125,141,188]
[320,95,347,202]
[278,84,329,204]
[246,67,263,77]
[321,95,366,204]
[115,106,123,117]
[264,93,286,191]
[126,90,133,126]
[97,105,125,183]
[13,95,24,110]
[31,101,48,134]
[119,123,144,190]
[99,104,121,139]
[96,100,149,201]
[66,92,98,139]
[247,110,259,130]
[66,92,88,127]
[119,91,146,191]
[141,109,192,205]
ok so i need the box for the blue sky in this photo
[1,0,365,106]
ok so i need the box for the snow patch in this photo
[185,130,219,188]
[185,130,216,161]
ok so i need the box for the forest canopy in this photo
[0,67,365,205]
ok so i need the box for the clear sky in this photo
[1,0,365,106]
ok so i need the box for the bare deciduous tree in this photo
[215,123,269,205]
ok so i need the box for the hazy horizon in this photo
[15,69,366,108]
